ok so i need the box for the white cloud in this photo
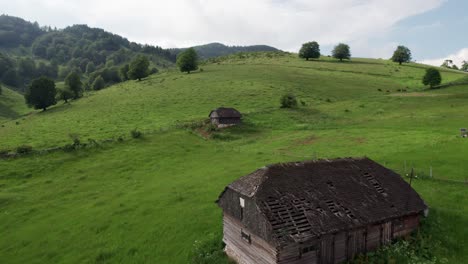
[420,48,468,68]
[1,0,445,56]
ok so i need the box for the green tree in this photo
[422,68,442,88]
[2,69,19,87]
[58,87,73,103]
[280,94,298,108]
[85,62,96,74]
[119,64,130,81]
[177,48,199,73]
[0,83,2,95]
[25,76,57,111]
[128,55,149,81]
[332,43,351,62]
[92,75,105,90]
[461,61,468,72]
[65,71,83,99]
[391,46,412,65]
[299,41,320,60]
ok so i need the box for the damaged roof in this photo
[209,107,242,118]
[219,157,427,245]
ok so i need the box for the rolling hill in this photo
[0,85,29,123]
[0,52,467,263]
[170,42,280,59]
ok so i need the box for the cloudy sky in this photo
[1,0,467,67]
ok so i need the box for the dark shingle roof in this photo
[209,107,242,118]
[221,157,427,245]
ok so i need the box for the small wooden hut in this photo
[217,158,428,264]
[461,128,467,138]
[209,107,242,128]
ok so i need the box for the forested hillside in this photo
[0,15,175,92]
[0,15,281,93]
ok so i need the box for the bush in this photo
[16,145,33,154]
[130,129,143,139]
[422,68,442,88]
[280,94,298,108]
[188,233,231,264]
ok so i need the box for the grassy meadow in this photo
[0,52,467,263]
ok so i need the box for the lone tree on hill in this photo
[461,61,468,72]
[92,76,105,90]
[177,48,199,74]
[299,41,320,60]
[332,43,351,62]
[128,55,150,81]
[25,76,57,111]
[65,71,83,99]
[391,46,412,65]
[422,68,442,88]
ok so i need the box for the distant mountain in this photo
[0,15,175,92]
[170,42,280,59]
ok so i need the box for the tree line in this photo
[23,48,200,111]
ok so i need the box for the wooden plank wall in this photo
[223,213,277,264]
[277,243,318,264]
[222,212,421,264]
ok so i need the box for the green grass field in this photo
[0,86,30,124]
[0,53,467,263]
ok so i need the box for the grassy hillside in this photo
[0,86,29,123]
[0,53,467,263]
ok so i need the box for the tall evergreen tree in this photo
[177,48,199,74]
[128,55,149,81]
[65,71,83,99]
[391,46,412,65]
[24,76,57,111]
[299,41,320,60]
[332,43,351,62]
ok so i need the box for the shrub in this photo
[188,233,231,264]
[16,145,33,154]
[280,94,298,108]
[130,129,143,139]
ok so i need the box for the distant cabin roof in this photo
[218,157,427,245]
[209,107,242,118]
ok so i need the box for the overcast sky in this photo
[1,0,467,67]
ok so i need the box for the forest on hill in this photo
[169,42,279,59]
[0,15,280,93]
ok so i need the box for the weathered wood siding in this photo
[277,242,319,264]
[218,188,273,242]
[393,214,420,238]
[224,213,277,264]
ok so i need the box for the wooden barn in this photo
[209,107,242,128]
[217,158,428,264]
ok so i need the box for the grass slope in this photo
[0,86,29,123]
[0,53,467,263]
